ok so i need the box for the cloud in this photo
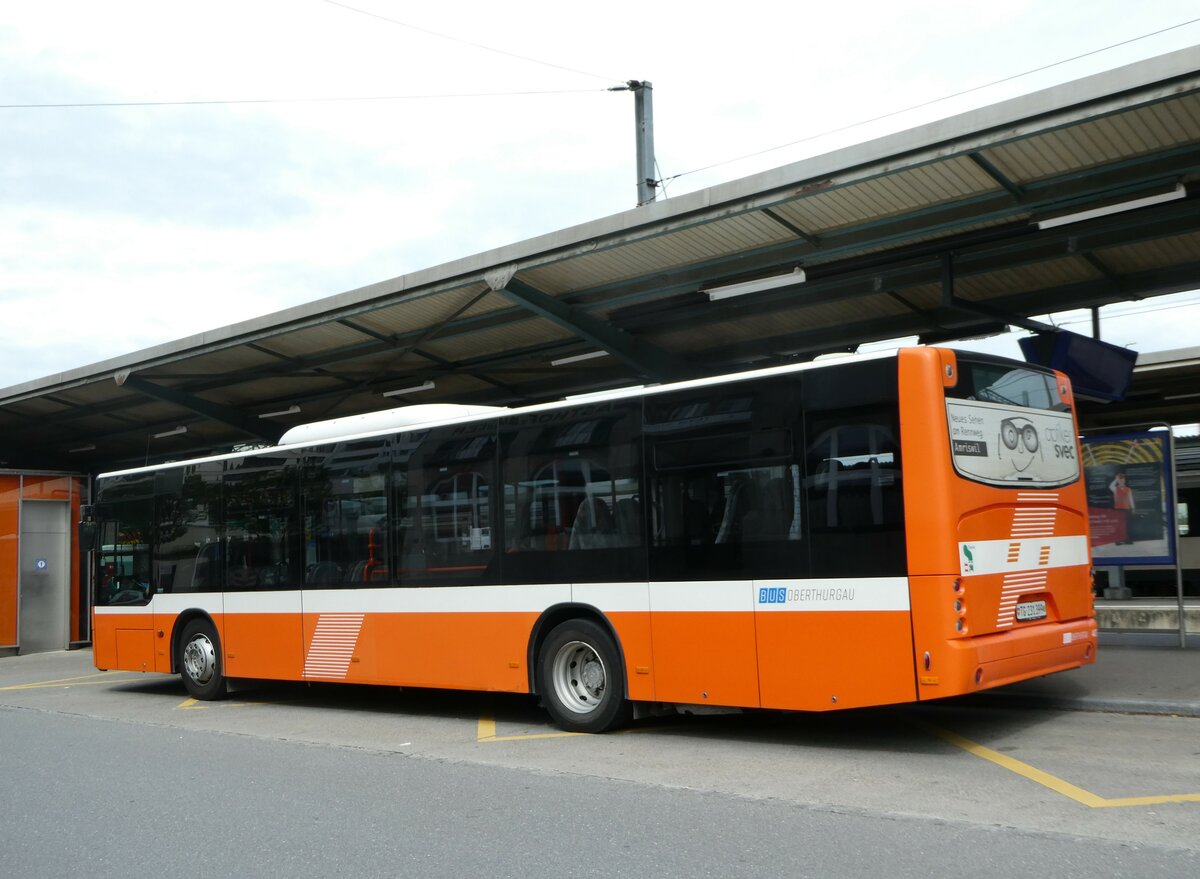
[2,0,1199,392]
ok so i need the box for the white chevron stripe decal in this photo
[1011,505,1057,538]
[996,570,1049,627]
[304,613,365,680]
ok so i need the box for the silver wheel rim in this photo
[182,633,217,686]
[550,639,606,715]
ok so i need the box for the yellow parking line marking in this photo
[1100,792,1200,807]
[915,719,1107,807]
[176,698,249,710]
[488,731,590,741]
[1,672,145,691]
[914,718,1200,809]
[477,713,588,742]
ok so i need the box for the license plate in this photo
[1016,600,1047,622]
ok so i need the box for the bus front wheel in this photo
[178,619,228,700]
[538,619,631,733]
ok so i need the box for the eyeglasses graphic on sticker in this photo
[1000,417,1039,453]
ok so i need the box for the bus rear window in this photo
[947,360,1064,411]
[944,359,1079,488]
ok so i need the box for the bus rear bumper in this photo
[921,617,1098,699]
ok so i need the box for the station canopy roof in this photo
[3,46,1200,472]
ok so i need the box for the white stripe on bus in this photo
[98,577,913,617]
[960,535,1088,577]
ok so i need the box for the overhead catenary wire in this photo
[864,291,1200,350]
[3,0,628,110]
[3,9,1198,209]
[319,0,623,85]
[1052,294,1200,331]
[0,87,609,110]
[652,15,1200,189]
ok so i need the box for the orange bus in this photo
[88,347,1095,732]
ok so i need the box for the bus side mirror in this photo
[79,505,98,551]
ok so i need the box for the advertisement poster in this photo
[946,399,1079,488]
[1082,432,1176,566]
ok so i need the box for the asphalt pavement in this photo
[3,640,1198,870]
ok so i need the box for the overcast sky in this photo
[3,0,1200,391]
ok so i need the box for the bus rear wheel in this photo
[178,619,227,700]
[538,619,631,733]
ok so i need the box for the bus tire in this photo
[178,619,227,700]
[538,619,631,733]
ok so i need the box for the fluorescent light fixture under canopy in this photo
[550,350,610,366]
[1035,183,1186,230]
[704,267,806,301]
[382,380,436,398]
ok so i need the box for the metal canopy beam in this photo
[619,193,1200,336]
[23,187,1200,437]
[489,274,694,382]
[88,145,1200,399]
[940,253,1057,335]
[120,375,282,443]
[549,145,1200,326]
[22,193,1198,437]
[3,49,1199,472]
[697,259,1200,368]
[968,152,1024,201]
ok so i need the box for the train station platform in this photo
[1094,597,1200,638]
[973,641,1200,718]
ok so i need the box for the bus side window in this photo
[805,424,900,530]
[223,451,302,591]
[93,473,157,606]
[397,425,497,587]
[153,462,222,595]
[804,413,905,577]
[302,440,390,588]
[500,402,644,584]
[645,378,806,581]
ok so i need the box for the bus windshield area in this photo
[97,539,153,606]
[944,360,1079,489]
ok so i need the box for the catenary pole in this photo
[631,80,656,206]
[609,79,658,206]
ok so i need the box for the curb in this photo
[960,691,1200,718]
